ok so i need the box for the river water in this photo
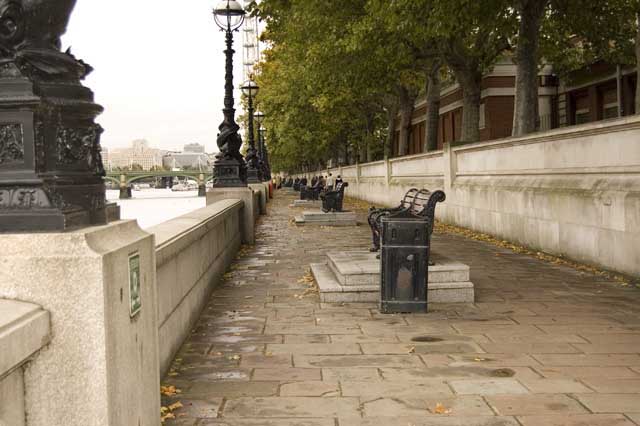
[106,189,206,229]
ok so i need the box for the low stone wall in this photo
[0,299,50,426]
[295,116,640,277]
[148,199,243,374]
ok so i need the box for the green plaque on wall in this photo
[128,253,141,317]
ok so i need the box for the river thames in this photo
[106,189,206,229]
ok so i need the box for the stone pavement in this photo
[162,189,640,426]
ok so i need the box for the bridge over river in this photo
[104,170,214,198]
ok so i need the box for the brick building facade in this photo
[391,59,638,156]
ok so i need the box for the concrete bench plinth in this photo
[294,210,357,226]
[289,199,320,208]
[311,250,474,304]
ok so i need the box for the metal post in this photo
[245,93,261,183]
[211,27,247,187]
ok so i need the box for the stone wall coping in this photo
[149,199,243,267]
[451,114,640,155]
[0,299,50,378]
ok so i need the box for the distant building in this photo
[162,143,210,170]
[390,58,638,156]
[104,139,166,171]
[183,143,205,153]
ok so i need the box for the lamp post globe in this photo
[211,0,247,187]
[213,0,245,31]
[241,78,261,183]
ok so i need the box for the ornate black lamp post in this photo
[254,110,264,176]
[211,0,247,187]
[261,126,272,181]
[254,110,269,181]
[240,78,261,183]
[0,0,114,231]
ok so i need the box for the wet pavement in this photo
[162,189,640,426]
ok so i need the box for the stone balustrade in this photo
[294,116,640,277]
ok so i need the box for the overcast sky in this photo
[62,0,247,153]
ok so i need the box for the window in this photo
[603,102,619,120]
[479,103,486,129]
[575,108,590,125]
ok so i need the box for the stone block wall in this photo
[149,199,243,374]
[295,116,640,277]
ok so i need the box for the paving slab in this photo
[201,420,334,426]
[575,394,640,413]
[279,381,340,396]
[486,394,589,415]
[448,379,529,395]
[223,397,361,417]
[341,380,453,397]
[516,414,637,426]
[339,418,520,426]
[160,190,640,425]
[294,354,425,368]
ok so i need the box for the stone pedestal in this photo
[0,220,160,426]
[311,251,474,304]
[289,199,320,208]
[249,183,267,215]
[207,187,256,244]
[295,210,357,226]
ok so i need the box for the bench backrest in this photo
[335,181,348,194]
[400,188,420,209]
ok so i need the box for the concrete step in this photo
[326,251,470,287]
[311,262,475,304]
[295,210,357,226]
[289,200,320,208]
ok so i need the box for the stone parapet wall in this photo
[295,115,640,277]
[148,199,243,374]
[0,299,50,426]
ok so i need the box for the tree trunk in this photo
[636,12,640,114]
[398,86,416,156]
[513,0,547,136]
[424,61,441,151]
[454,69,482,142]
[385,102,398,158]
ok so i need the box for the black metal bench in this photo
[367,188,446,252]
[321,181,348,212]
[300,182,323,200]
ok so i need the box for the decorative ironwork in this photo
[378,188,445,314]
[0,187,51,209]
[212,23,247,187]
[0,0,112,232]
[367,188,446,253]
[244,86,261,183]
[56,122,105,175]
[321,182,349,213]
[0,123,23,165]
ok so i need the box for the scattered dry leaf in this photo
[433,403,451,415]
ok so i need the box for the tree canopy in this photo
[248,0,640,173]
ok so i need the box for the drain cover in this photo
[411,336,444,343]
[491,368,516,378]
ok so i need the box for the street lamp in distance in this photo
[240,78,261,183]
[211,0,247,187]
